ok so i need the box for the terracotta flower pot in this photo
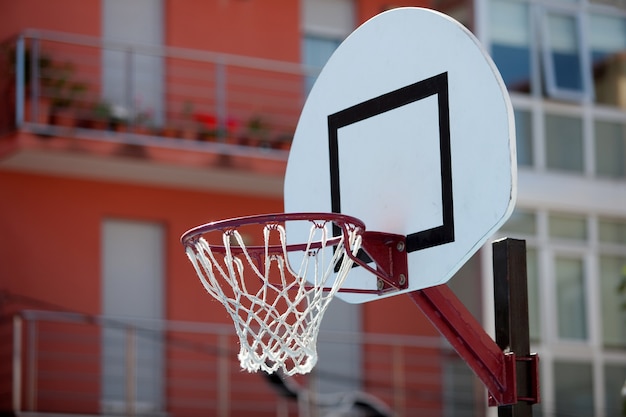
[53,108,77,128]
[24,97,51,124]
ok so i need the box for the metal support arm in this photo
[409,285,519,405]
[408,238,540,412]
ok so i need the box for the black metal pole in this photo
[493,238,534,417]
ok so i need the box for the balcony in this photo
[0,308,483,417]
[0,30,308,194]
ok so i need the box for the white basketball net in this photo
[184,219,363,376]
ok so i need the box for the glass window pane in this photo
[594,120,626,178]
[556,257,587,340]
[527,249,541,341]
[545,13,584,93]
[302,35,341,93]
[599,217,626,244]
[600,255,626,347]
[589,15,626,63]
[545,114,584,172]
[604,363,626,416]
[490,0,532,93]
[590,0,626,8]
[589,14,626,107]
[515,110,533,166]
[549,213,587,240]
[500,209,537,235]
[554,361,594,416]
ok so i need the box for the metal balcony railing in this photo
[1,30,311,168]
[0,309,485,417]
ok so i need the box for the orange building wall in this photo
[0,0,442,349]
[166,0,300,61]
[1,1,450,414]
[0,171,283,414]
[0,0,301,62]
[0,0,100,40]
[0,170,282,318]
[356,1,433,24]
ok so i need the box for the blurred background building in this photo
[0,0,624,416]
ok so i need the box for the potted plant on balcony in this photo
[133,107,153,135]
[91,101,130,133]
[195,112,218,142]
[48,62,87,129]
[274,132,293,150]
[91,100,112,130]
[242,116,270,147]
[162,101,198,140]
[110,104,130,133]
[78,100,124,156]
[179,101,199,140]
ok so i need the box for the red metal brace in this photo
[409,284,540,407]
[352,231,409,293]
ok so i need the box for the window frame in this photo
[540,7,594,101]
[488,0,535,94]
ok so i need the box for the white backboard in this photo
[284,7,517,303]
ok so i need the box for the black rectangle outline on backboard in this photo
[328,71,454,253]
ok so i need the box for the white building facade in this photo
[478,0,626,414]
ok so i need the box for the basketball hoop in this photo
[181,213,408,375]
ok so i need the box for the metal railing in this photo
[1,29,311,160]
[1,309,485,417]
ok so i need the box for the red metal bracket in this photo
[488,353,540,406]
[409,285,539,406]
[354,231,409,293]
[523,353,541,404]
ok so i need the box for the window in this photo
[501,208,537,235]
[302,35,341,94]
[549,213,587,240]
[599,217,626,348]
[554,361,594,416]
[545,113,584,172]
[549,213,588,340]
[591,0,626,7]
[589,14,626,62]
[589,14,626,107]
[600,255,626,347]
[599,217,626,244]
[489,2,626,180]
[514,110,534,166]
[490,0,532,93]
[594,120,626,178]
[490,0,626,108]
[301,0,353,95]
[604,363,626,415]
[541,11,589,100]
[101,219,165,413]
[555,256,587,340]
[102,0,164,125]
